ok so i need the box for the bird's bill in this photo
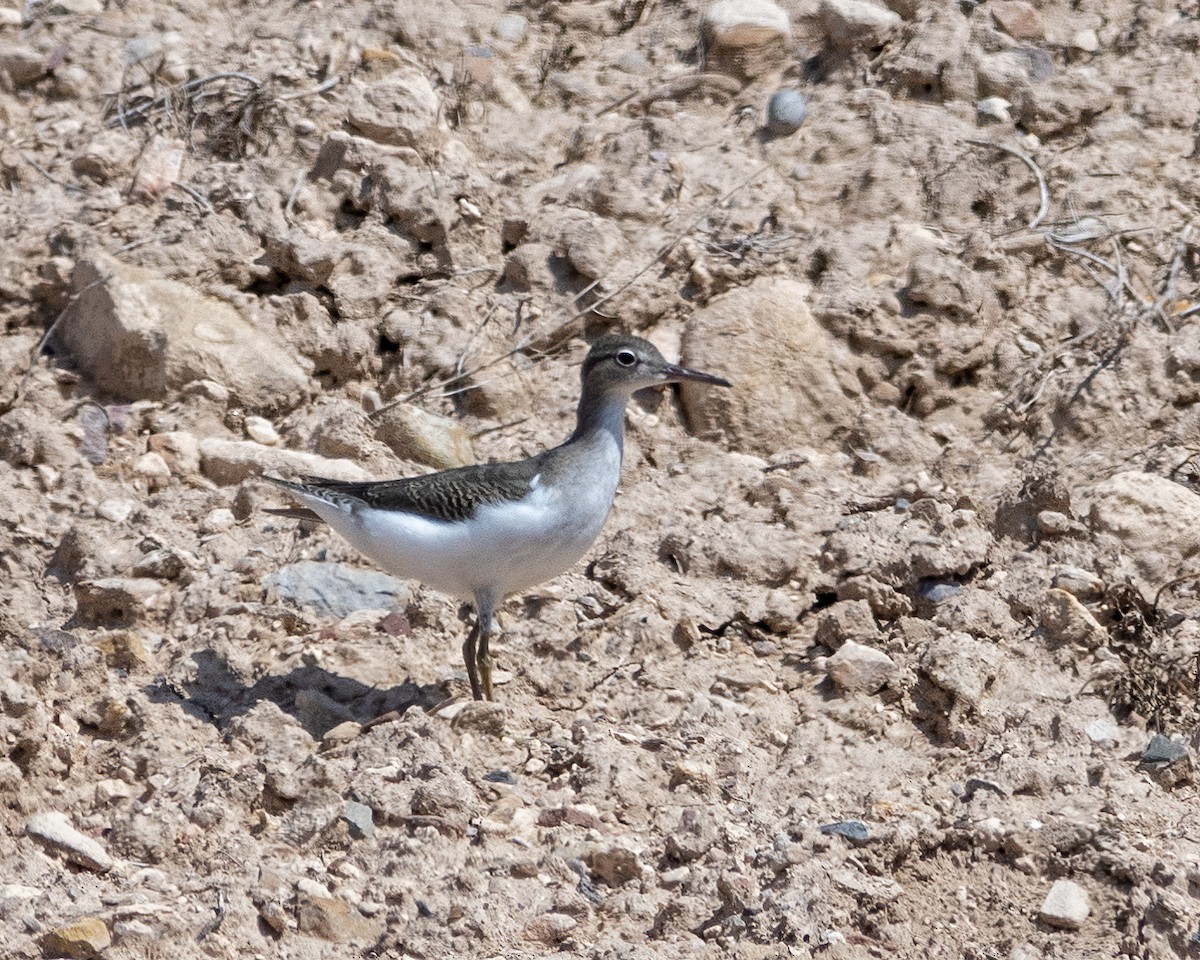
[661,363,732,388]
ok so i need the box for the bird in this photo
[264,334,730,700]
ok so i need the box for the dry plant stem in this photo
[171,180,215,214]
[375,165,771,414]
[9,144,84,193]
[964,138,1050,230]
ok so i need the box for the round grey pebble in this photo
[766,89,808,136]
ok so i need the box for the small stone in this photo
[72,578,160,627]
[297,892,382,942]
[660,866,690,886]
[584,844,640,885]
[201,438,366,486]
[494,13,527,42]
[97,499,136,523]
[825,640,897,694]
[977,96,1012,123]
[1037,510,1081,537]
[819,820,870,843]
[322,720,363,746]
[265,561,409,618]
[1140,734,1189,768]
[200,508,236,535]
[133,452,171,490]
[1084,719,1120,745]
[962,778,1010,801]
[523,912,577,944]
[701,0,791,82]
[0,44,46,86]
[1039,589,1107,649]
[148,431,200,475]
[1039,879,1089,930]
[95,779,136,804]
[1071,28,1100,53]
[374,403,473,470]
[94,630,148,669]
[41,917,111,959]
[133,548,186,580]
[342,801,374,839]
[538,804,602,830]
[991,1,1044,41]
[1052,566,1104,601]
[765,89,808,136]
[25,812,114,872]
[819,0,901,52]
[244,415,280,445]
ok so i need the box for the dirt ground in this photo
[4,0,1200,956]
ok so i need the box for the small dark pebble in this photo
[894,498,911,512]
[917,579,961,603]
[752,640,777,657]
[819,820,870,843]
[765,89,808,136]
[483,769,517,784]
[416,900,434,918]
[1140,734,1189,768]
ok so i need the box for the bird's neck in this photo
[568,387,626,463]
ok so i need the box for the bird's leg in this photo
[474,591,497,701]
[462,616,483,701]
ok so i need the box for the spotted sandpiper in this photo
[265,334,730,700]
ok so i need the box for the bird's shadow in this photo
[145,649,448,740]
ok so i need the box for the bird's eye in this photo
[615,350,637,367]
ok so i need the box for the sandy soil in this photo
[3,0,1200,956]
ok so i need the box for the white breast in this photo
[299,443,622,602]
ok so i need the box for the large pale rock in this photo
[826,640,897,694]
[66,254,309,411]
[41,917,111,959]
[680,277,857,454]
[1084,472,1200,588]
[820,0,901,51]
[1039,879,1089,930]
[701,0,791,82]
[25,812,114,872]
[199,439,368,486]
[346,67,440,148]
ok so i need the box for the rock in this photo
[1085,472,1200,588]
[265,561,410,618]
[990,1,1044,41]
[921,633,1001,709]
[199,508,236,535]
[538,804,602,830]
[1084,719,1120,746]
[826,640,897,694]
[346,67,440,148]
[244,415,281,445]
[820,0,901,52]
[96,499,136,524]
[977,96,1013,123]
[523,912,577,944]
[374,403,473,470]
[1051,566,1104,601]
[25,812,114,872]
[342,800,374,838]
[816,600,879,651]
[1038,589,1106,649]
[1140,734,1189,768]
[94,630,149,669]
[132,452,171,490]
[766,89,808,136]
[132,548,186,580]
[200,438,367,485]
[296,892,383,943]
[584,844,641,885]
[1039,879,1089,930]
[40,917,111,958]
[700,0,791,82]
[494,13,527,42]
[1071,28,1100,53]
[67,253,309,412]
[680,277,856,455]
[560,215,621,282]
[72,578,161,627]
[147,431,201,475]
[0,44,46,86]
[819,820,870,842]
